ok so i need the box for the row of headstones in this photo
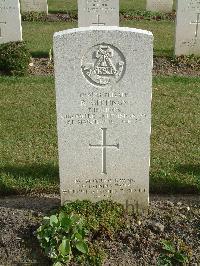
[21,0,48,14]
[1,0,199,56]
[20,0,174,15]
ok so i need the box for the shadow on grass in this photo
[155,48,173,57]
[150,169,200,194]
[175,164,200,178]
[31,51,49,58]
[1,163,59,180]
[0,163,59,196]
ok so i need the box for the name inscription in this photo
[64,90,147,126]
[85,0,116,12]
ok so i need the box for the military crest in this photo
[81,44,126,86]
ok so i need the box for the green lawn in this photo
[47,0,175,13]
[0,76,199,195]
[22,20,175,57]
[47,0,147,13]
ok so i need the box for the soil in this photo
[0,194,199,265]
[22,12,176,23]
[28,57,200,77]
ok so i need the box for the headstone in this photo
[54,27,153,211]
[0,0,22,44]
[146,0,173,13]
[175,0,200,56]
[20,0,48,14]
[78,0,119,27]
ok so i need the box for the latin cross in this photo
[0,22,6,37]
[92,15,105,26]
[190,13,200,38]
[89,128,119,174]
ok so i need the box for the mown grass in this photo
[47,0,176,13]
[0,76,199,195]
[47,0,147,13]
[22,21,76,57]
[22,20,175,57]
[0,77,58,194]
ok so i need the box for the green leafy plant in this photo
[0,41,30,76]
[120,10,175,21]
[37,213,88,265]
[157,239,191,266]
[37,200,126,265]
[62,200,126,237]
[22,11,47,22]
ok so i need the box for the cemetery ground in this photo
[0,2,200,266]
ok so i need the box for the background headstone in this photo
[175,0,200,56]
[54,27,153,210]
[78,0,119,27]
[146,0,173,13]
[0,0,22,44]
[20,0,48,14]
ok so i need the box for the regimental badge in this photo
[81,43,126,87]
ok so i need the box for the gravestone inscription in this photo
[175,0,200,55]
[54,27,153,211]
[146,0,173,13]
[0,0,22,44]
[20,0,48,14]
[78,0,119,27]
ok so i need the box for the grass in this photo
[0,76,199,195]
[22,21,76,57]
[47,0,176,13]
[22,20,175,57]
[0,77,58,194]
[47,0,147,13]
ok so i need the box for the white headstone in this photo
[175,0,200,56]
[54,27,153,211]
[78,0,119,27]
[0,0,22,44]
[20,0,48,14]
[146,0,173,13]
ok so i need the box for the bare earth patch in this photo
[0,194,199,265]
[28,57,200,77]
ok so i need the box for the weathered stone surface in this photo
[0,0,22,44]
[54,27,153,211]
[78,0,119,27]
[20,0,48,14]
[175,0,200,56]
[146,0,173,13]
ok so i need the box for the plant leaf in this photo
[59,212,70,230]
[59,239,71,256]
[161,240,175,253]
[74,232,83,240]
[53,262,63,266]
[50,215,58,227]
[75,241,88,254]
[174,252,188,263]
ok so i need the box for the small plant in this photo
[37,200,126,265]
[0,41,30,76]
[22,11,47,22]
[120,10,175,21]
[157,239,191,266]
[37,213,89,265]
[62,200,126,237]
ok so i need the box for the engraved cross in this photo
[89,128,119,174]
[92,15,106,26]
[0,22,6,37]
[190,13,200,38]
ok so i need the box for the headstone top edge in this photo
[53,26,153,39]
